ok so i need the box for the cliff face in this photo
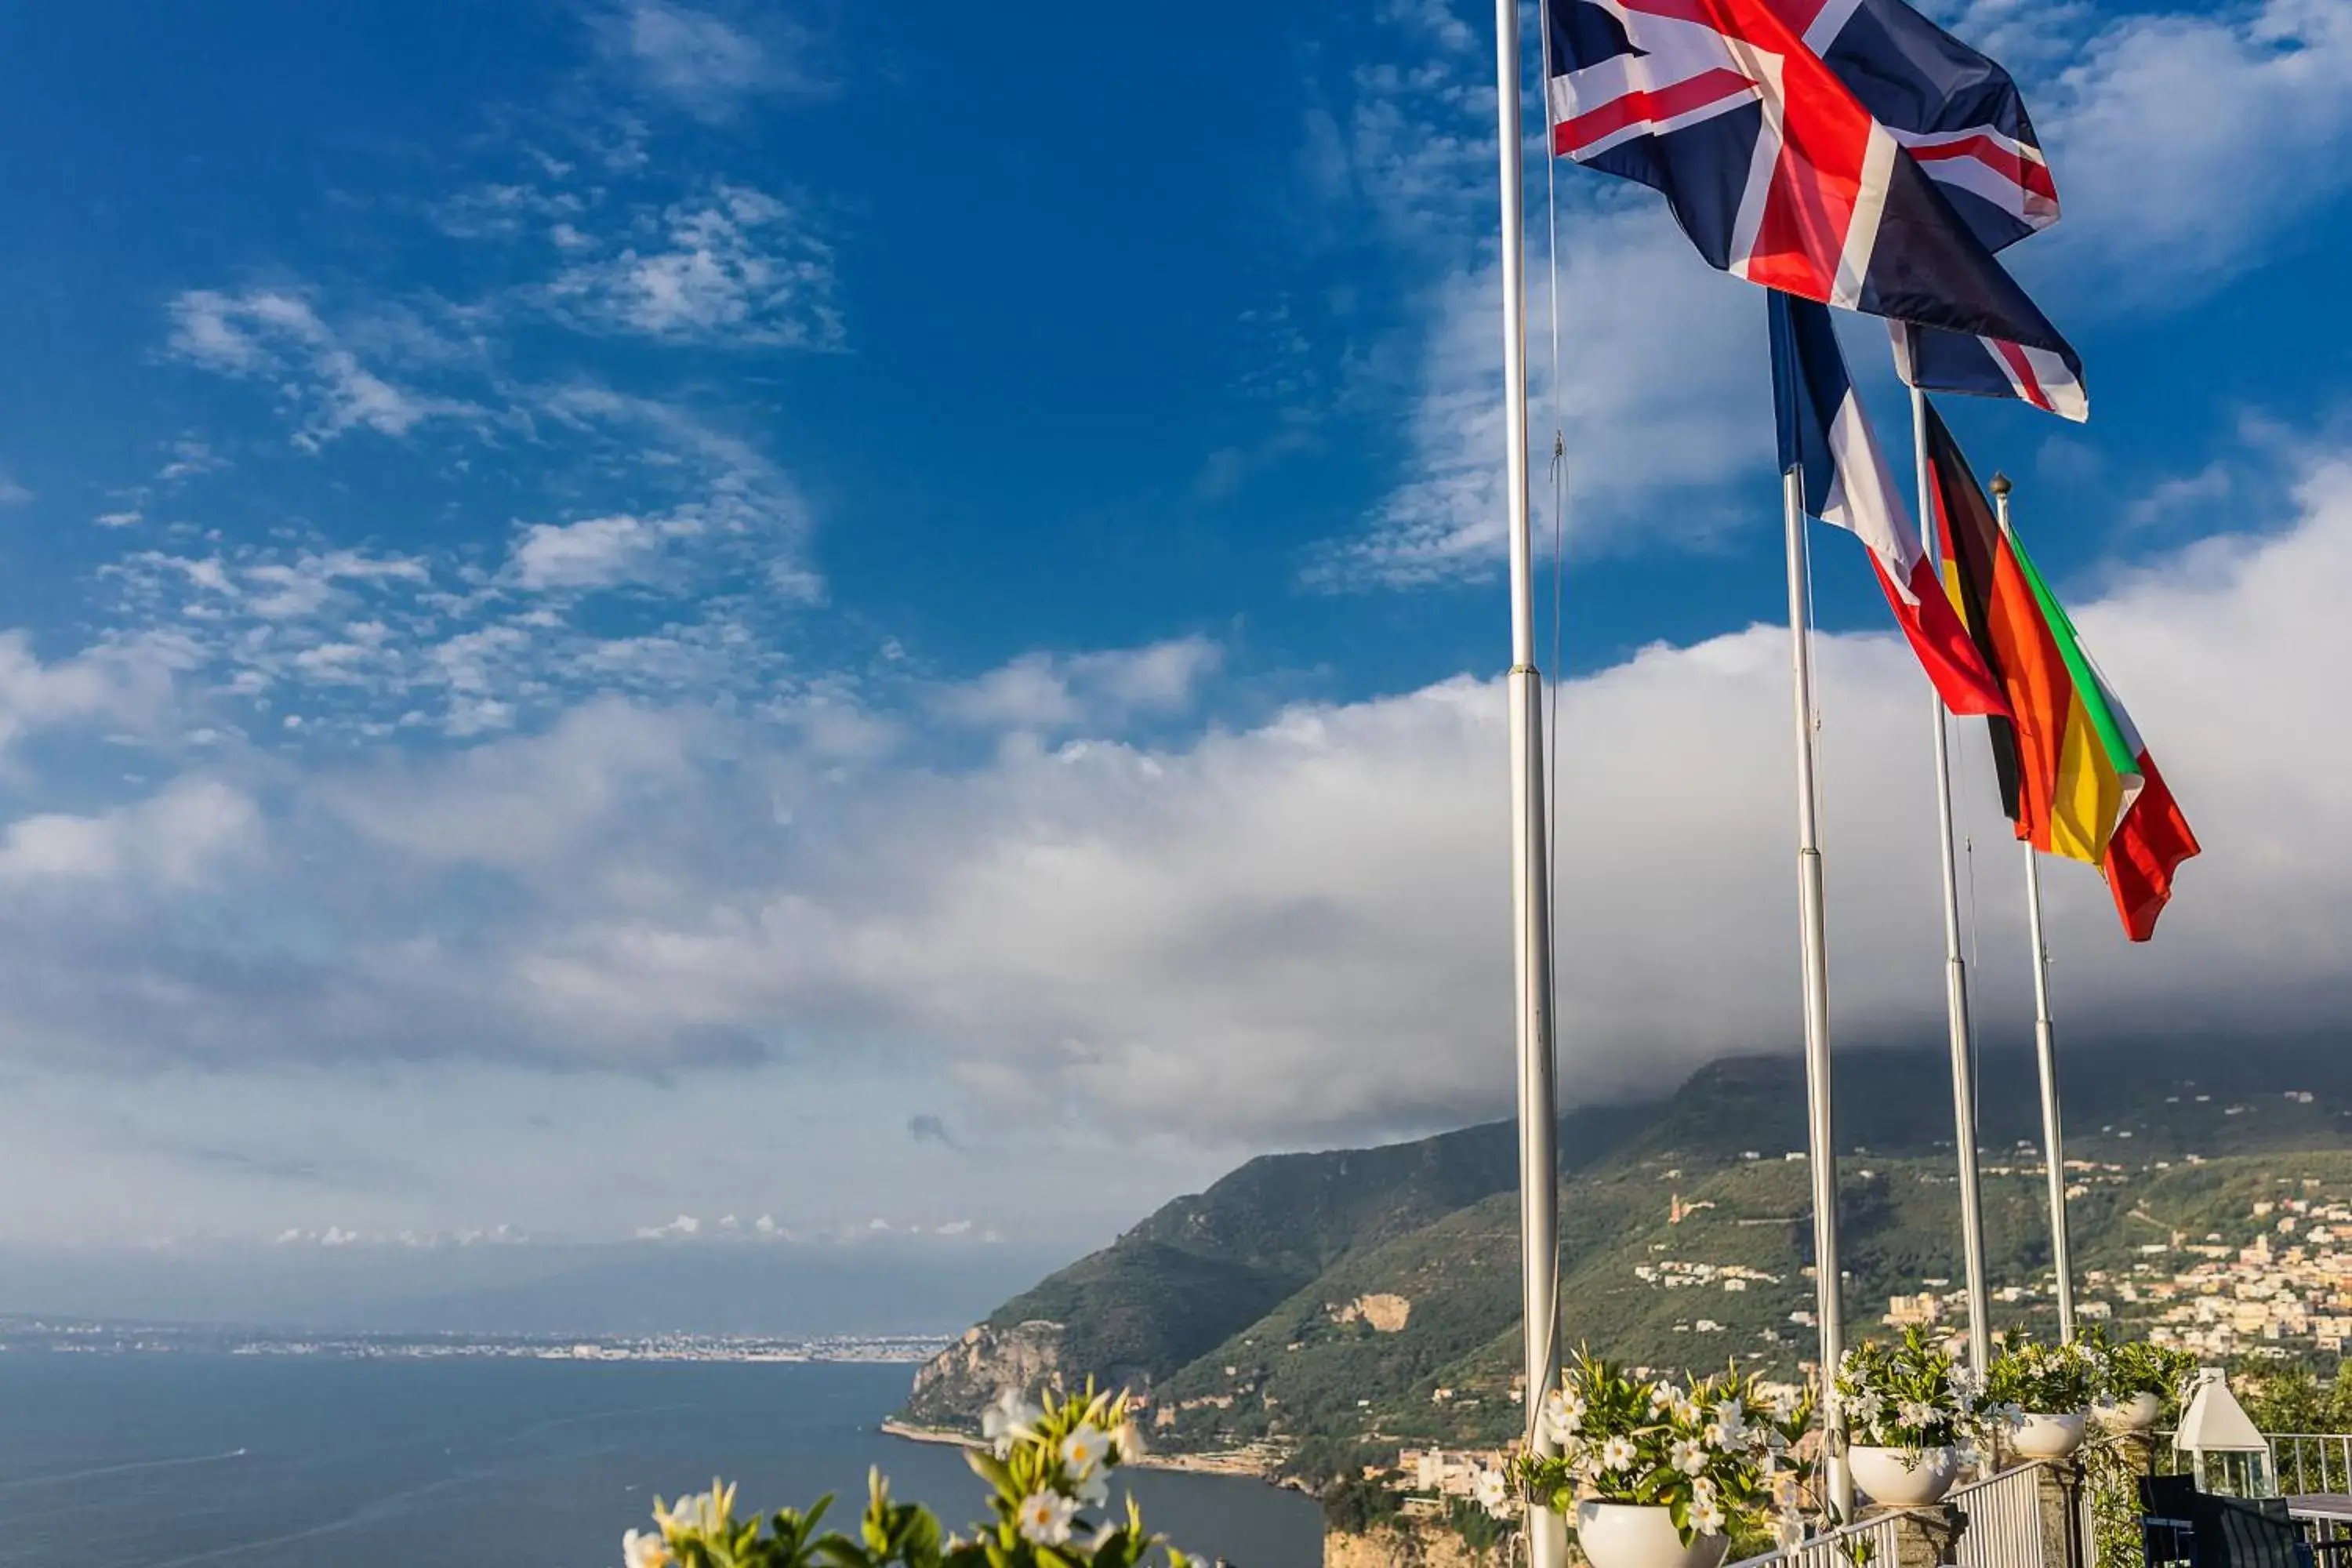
[1323,1525,1489,1568]
[903,1319,1070,1428]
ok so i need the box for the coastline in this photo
[879,1420,1298,1488]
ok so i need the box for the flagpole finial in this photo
[1990,472,2012,498]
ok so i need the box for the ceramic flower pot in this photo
[1575,1502,1730,1568]
[2013,1411,2089,1457]
[1849,1444,1962,1507]
[2092,1392,2161,1432]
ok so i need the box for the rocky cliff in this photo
[904,1319,1072,1428]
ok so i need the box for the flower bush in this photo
[622,1386,1181,1568]
[1986,1330,2107,1415]
[2082,1327,2197,1410]
[1833,1327,1988,1455]
[1518,1352,1816,1545]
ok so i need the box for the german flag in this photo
[1922,402,2199,938]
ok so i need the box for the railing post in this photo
[2034,1458,2086,1568]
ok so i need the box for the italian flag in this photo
[1923,404,2200,939]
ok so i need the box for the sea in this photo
[0,1356,1323,1568]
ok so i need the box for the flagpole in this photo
[1490,2,1566,1564]
[1781,464,1850,1520]
[1995,472,2078,1341]
[1910,387,1993,1374]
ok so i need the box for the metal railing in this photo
[1725,1512,1902,1568]
[1951,1461,2051,1568]
[1725,1461,2058,1568]
[2270,1432,2352,1495]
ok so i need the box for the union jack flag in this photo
[1893,318,2088,422]
[1800,0,2057,252]
[1544,0,2074,355]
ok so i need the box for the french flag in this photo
[1892,318,2089,423]
[1769,292,2010,718]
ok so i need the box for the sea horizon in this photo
[0,1355,1319,1568]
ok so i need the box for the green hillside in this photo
[900,1039,2352,1473]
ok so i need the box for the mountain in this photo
[899,1039,2352,1476]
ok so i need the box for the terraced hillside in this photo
[900,1039,2352,1478]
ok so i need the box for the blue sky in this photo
[1,0,2350,1313]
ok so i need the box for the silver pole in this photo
[1910,387,1993,1373]
[1782,466,1850,1520]
[1997,474,2076,1340]
[1491,5,1565,1565]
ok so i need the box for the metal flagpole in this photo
[1490,4,1565,1565]
[1781,466,1851,1519]
[1910,387,1993,1374]
[1994,472,2078,1341]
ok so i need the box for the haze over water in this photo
[0,1359,1318,1568]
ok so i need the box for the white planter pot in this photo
[1575,1502,1730,1568]
[2092,1392,2161,1432]
[1849,1444,1962,1507]
[2013,1411,2089,1457]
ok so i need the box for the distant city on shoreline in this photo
[0,1317,952,1364]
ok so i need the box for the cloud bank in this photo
[5,445,2346,1152]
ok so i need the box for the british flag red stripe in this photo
[1545,0,2076,353]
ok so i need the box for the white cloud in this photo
[165,290,483,448]
[0,470,33,507]
[544,183,840,348]
[0,779,257,891]
[156,436,227,484]
[0,631,181,755]
[96,390,817,738]
[1,441,2332,1149]
[510,514,689,592]
[1290,16,1763,590]
[1308,208,1764,589]
[94,510,142,529]
[935,638,1224,732]
[604,1,827,117]
[2028,0,2352,298]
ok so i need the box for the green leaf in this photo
[964,1448,1015,1495]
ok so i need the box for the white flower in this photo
[1650,1384,1677,1414]
[1671,1439,1708,1476]
[1714,1399,1749,1441]
[1016,1490,1079,1546]
[1691,1477,1718,1506]
[1671,1395,1704,1426]
[1476,1468,1512,1516]
[1544,1388,1585,1443]
[1897,1399,1939,1431]
[653,1483,735,1537]
[1769,1387,1803,1421]
[983,1390,1044,1456]
[1062,1423,1112,1476]
[1602,1436,1639,1472]
[622,1529,673,1568]
[1074,1468,1109,1508]
[1693,1501,1727,1535]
